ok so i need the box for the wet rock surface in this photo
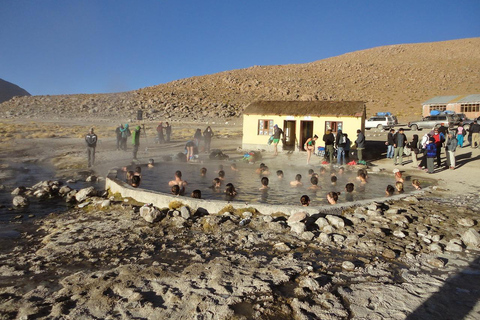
[0,190,479,319]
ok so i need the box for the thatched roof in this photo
[243,101,365,117]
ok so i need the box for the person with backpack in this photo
[335,130,347,165]
[132,125,141,160]
[120,123,131,151]
[393,128,407,166]
[85,128,98,168]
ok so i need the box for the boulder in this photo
[288,212,307,224]
[179,206,191,220]
[140,206,162,223]
[75,187,96,202]
[58,185,72,196]
[342,261,355,271]
[458,218,475,227]
[11,186,26,196]
[314,217,330,230]
[289,222,305,234]
[326,215,345,229]
[13,195,29,207]
[461,228,480,248]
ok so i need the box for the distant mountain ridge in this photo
[0,79,30,104]
[1,38,479,122]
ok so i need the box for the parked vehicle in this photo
[408,113,455,131]
[365,115,395,130]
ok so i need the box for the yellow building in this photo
[242,100,366,151]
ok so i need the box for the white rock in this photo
[288,212,307,224]
[274,242,291,252]
[12,195,29,207]
[300,231,315,241]
[318,233,330,243]
[461,228,480,248]
[342,261,355,271]
[101,200,111,208]
[289,222,305,234]
[140,206,162,223]
[458,218,475,227]
[393,230,406,238]
[326,215,345,229]
[333,234,346,243]
[314,217,330,229]
[446,242,463,252]
[179,206,191,220]
[75,187,96,202]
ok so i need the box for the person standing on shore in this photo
[323,129,335,164]
[115,124,123,150]
[386,129,395,159]
[272,124,284,156]
[432,128,445,168]
[446,132,457,170]
[354,129,366,162]
[335,130,347,165]
[120,123,130,151]
[203,126,214,153]
[165,122,172,142]
[304,134,318,165]
[457,122,465,148]
[85,128,98,168]
[156,122,165,144]
[132,125,141,160]
[426,137,437,173]
[393,128,407,166]
[469,120,480,148]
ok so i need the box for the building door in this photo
[283,120,296,151]
[300,120,313,151]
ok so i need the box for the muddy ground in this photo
[0,119,479,320]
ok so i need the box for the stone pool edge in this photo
[105,170,428,216]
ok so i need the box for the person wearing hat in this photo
[425,136,437,173]
[272,124,284,156]
[132,125,141,160]
[85,127,98,168]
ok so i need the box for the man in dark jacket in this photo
[393,128,407,166]
[469,120,480,148]
[132,126,141,160]
[354,129,366,161]
[386,129,395,159]
[335,129,347,165]
[85,128,98,168]
[323,130,335,163]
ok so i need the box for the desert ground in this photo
[0,118,479,319]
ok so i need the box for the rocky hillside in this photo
[1,38,479,123]
[0,78,30,104]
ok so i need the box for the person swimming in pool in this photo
[210,178,222,191]
[168,170,188,189]
[191,189,201,199]
[345,183,355,202]
[300,195,310,206]
[259,177,270,190]
[308,176,322,191]
[290,174,303,187]
[326,191,340,205]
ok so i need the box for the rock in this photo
[318,233,330,243]
[315,217,330,230]
[429,243,443,253]
[65,190,77,203]
[457,218,475,227]
[333,234,345,243]
[179,206,191,220]
[300,231,315,241]
[382,249,396,259]
[140,206,162,223]
[446,242,463,252]
[427,258,446,268]
[86,175,96,182]
[11,186,26,195]
[12,195,29,207]
[403,196,419,203]
[342,261,355,271]
[75,187,96,202]
[290,222,305,234]
[170,216,187,228]
[274,242,291,252]
[58,185,72,196]
[326,215,345,229]
[101,200,111,208]
[393,230,406,238]
[461,228,480,248]
[288,212,307,224]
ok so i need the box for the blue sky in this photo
[1,0,479,96]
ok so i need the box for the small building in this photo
[242,100,366,151]
[422,94,480,119]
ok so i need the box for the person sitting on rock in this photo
[290,174,303,187]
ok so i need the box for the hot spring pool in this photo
[124,161,428,206]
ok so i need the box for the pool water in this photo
[133,161,425,206]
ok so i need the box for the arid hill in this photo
[0,78,30,104]
[1,38,479,123]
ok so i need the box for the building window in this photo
[460,103,480,113]
[258,119,274,135]
[429,105,446,112]
[325,121,343,133]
